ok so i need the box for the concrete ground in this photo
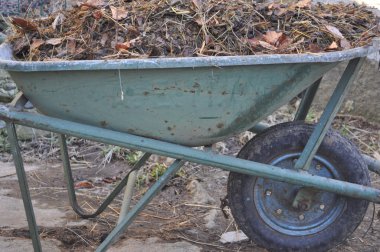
[0,161,202,252]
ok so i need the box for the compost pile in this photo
[7,0,380,61]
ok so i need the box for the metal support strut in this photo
[6,122,42,252]
[294,58,365,170]
[97,159,185,252]
[294,78,321,121]
[59,134,151,218]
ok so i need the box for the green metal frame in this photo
[6,122,41,252]
[294,58,365,170]
[60,133,152,218]
[2,57,380,251]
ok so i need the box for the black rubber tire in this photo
[228,122,370,252]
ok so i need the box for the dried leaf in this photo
[263,31,283,46]
[52,13,65,30]
[80,5,90,11]
[115,41,130,51]
[295,0,311,8]
[110,6,128,20]
[340,38,351,50]
[93,10,103,20]
[12,38,29,53]
[326,41,338,51]
[30,39,45,51]
[194,18,204,26]
[268,3,280,10]
[309,44,322,53]
[83,0,104,7]
[46,38,63,46]
[103,177,115,183]
[259,41,277,50]
[277,35,293,49]
[247,38,260,48]
[75,181,94,189]
[325,25,344,39]
[10,17,38,31]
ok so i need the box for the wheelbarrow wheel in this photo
[228,122,370,252]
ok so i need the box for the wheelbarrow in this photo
[0,39,380,252]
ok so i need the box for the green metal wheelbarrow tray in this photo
[0,39,380,251]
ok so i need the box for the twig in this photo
[65,227,94,248]
[177,234,226,249]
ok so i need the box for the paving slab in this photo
[0,236,62,252]
[0,195,66,229]
[109,237,201,252]
[0,162,40,179]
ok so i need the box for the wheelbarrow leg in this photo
[59,134,151,218]
[294,78,322,121]
[6,122,42,252]
[117,170,137,224]
[294,57,365,170]
[96,159,185,252]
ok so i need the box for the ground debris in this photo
[7,0,380,61]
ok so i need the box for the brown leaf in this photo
[93,10,103,20]
[13,38,29,53]
[263,31,283,46]
[110,6,128,20]
[268,3,280,10]
[115,41,130,51]
[10,17,38,31]
[75,181,94,189]
[309,44,322,53]
[259,41,277,50]
[103,177,115,183]
[80,5,90,11]
[247,38,261,48]
[295,0,311,8]
[326,41,338,51]
[46,38,63,46]
[30,39,45,51]
[277,35,293,49]
[340,38,351,50]
[325,25,344,39]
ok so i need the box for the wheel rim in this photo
[254,153,346,236]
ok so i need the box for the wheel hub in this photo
[254,153,346,236]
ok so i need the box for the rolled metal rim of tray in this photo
[0,41,378,72]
